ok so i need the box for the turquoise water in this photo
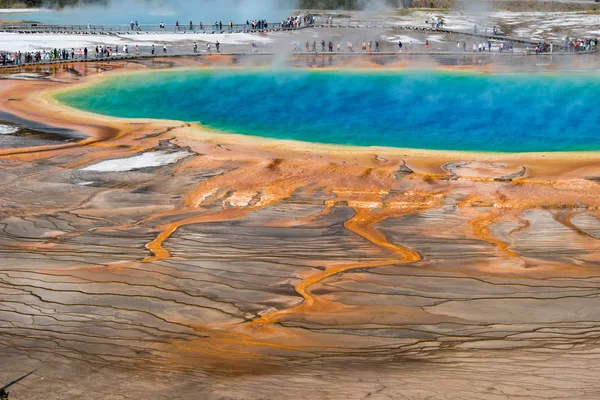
[0,1,289,25]
[57,70,600,153]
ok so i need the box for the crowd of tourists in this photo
[1,30,597,67]
[194,41,221,53]
[281,14,314,29]
[0,37,518,66]
[130,20,141,31]
[473,25,500,36]
[0,40,228,65]
[425,17,446,29]
[171,20,231,31]
[560,36,597,52]
[247,20,267,29]
[288,38,513,53]
[1,47,98,65]
[525,37,596,54]
[292,39,383,53]
[462,40,514,52]
[131,16,310,32]
[0,43,161,65]
[531,42,553,53]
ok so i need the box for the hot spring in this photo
[55,69,600,153]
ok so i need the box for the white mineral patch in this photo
[0,124,19,135]
[225,191,255,207]
[0,32,125,52]
[2,72,46,80]
[81,150,192,172]
[191,188,218,207]
[0,8,42,13]
[124,32,273,44]
[382,34,423,44]
[0,31,272,52]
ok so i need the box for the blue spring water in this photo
[56,69,600,153]
[0,0,289,26]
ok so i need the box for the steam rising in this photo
[453,0,493,31]
[39,0,299,24]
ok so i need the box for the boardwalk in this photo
[1,49,595,70]
[0,22,311,35]
[1,17,594,69]
[0,20,546,45]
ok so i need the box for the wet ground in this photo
[0,114,80,148]
[0,55,599,400]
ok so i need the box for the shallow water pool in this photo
[56,69,600,153]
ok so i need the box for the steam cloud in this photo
[41,0,300,24]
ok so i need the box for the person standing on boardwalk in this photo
[311,41,317,52]
[425,40,429,50]
[207,43,212,54]
[306,41,310,52]
[84,47,88,59]
[190,21,193,31]
[176,21,179,31]
[375,41,379,52]
[193,42,198,53]
[163,43,167,54]
[216,41,220,53]
[135,44,139,56]
[398,40,403,52]
[219,21,223,30]
[151,44,155,55]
